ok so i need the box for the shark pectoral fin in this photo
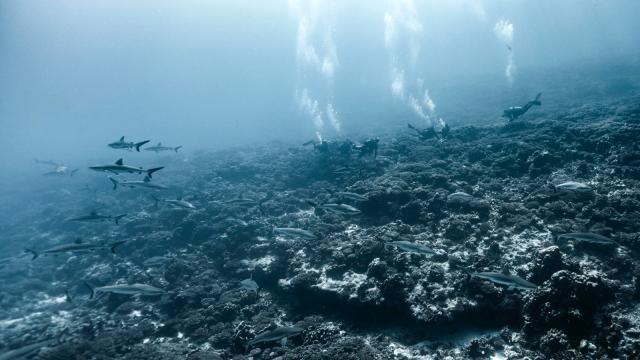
[109,177,118,190]
[84,281,96,300]
[25,249,39,260]
[135,140,150,152]
[147,167,164,178]
[110,240,127,254]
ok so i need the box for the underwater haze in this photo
[1,0,640,171]
[2,1,640,359]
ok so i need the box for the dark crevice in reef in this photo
[273,286,514,345]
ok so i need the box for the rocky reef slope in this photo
[1,95,640,359]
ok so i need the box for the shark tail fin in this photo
[174,146,182,153]
[83,281,95,300]
[135,140,151,152]
[65,287,73,303]
[109,177,118,190]
[532,93,542,106]
[147,167,164,178]
[114,214,126,225]
[110,240,127,254]
[25,248,39,260]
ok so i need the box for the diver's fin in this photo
[115,158,123,165]
[109,177,118,190]
[135,140,150,152]
[147,167,164,178]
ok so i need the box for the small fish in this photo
[322,203,361,215]
[143,256,169,267]
[225,218,248,227]
[89,158,164,178]
[84,282,165,299]
[68,211,126,225]
[447,192,473,201]
[109,176,168,190]
[557,232,616,245]
[387,241,435,255]
[247,326,304,347]
[273,227,318,240]
[554,181,592,193]
[471,272,537,290]
[108,136,150,152]
[164,197,196,209]
[223,197,258,206]
[25,240,127,260]
[239,278,259,293]
[145,142,182,153]
[335,192,368,201]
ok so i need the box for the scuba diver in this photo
[302,139,330,155]
[502,93,542,121]
[408,118,450,141]
[354,137,379,158]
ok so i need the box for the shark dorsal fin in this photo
[90,210,97,216]
[177,196,182,200]
[74,238,83,244]
[144,176,151,183]
[157,142,162,146]
[119,136,125,142]
[115,159,123,165]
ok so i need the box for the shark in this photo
[247,326,304,347]
[159,196,196,209]
[334,191,368,201]
[89,158,164,178]
[554,181,592,193]
[109,176,168,190]
[0,338,58,360]
[556,232,617,246]
[144,142,182,153]
[84,282,165,299]
[321,203,361,215]
[470,272,537,290]
[25,239,127,260]
[387,241,435,255]
[273,227,318,240]
[35,159,78,177]
[68,211,126,225]
[108,136,150,152]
